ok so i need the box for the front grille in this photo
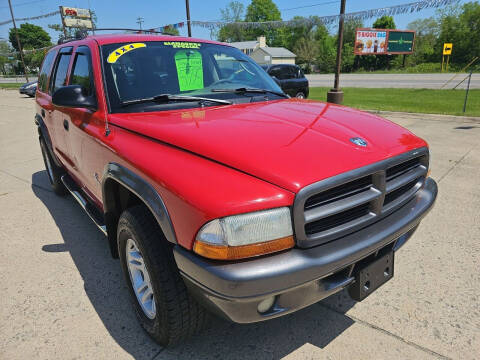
[293,148,429,248]
[305,203,372,235]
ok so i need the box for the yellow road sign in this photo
[443,43,453,55]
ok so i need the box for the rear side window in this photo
[51,52,72,94]
[272,66,292,80]
[70,47,93,96]
[37,50,56,93]
[286,66,297,79]
[269,66,282,79]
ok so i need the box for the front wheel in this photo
[117,205,207,346]
[295,91,306,99]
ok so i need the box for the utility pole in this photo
[185,0,192,37]
[327,0,346,104]
[7,0,28,82]
[136,17,144,30]
[59,6,68,39]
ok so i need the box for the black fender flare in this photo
[102,163,177,247]
[35,113,63,168]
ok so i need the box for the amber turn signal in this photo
[193,236,295,260]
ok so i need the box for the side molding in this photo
[102,163,177,245]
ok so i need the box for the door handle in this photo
[63,119,69,131]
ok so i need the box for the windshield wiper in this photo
[121,94,232,107]
[211,87,289,98]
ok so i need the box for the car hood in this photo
[21,81,37,88]
[109,99,427,193]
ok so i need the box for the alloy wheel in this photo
[126,238,156,319]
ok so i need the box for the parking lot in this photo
[0,90,479,359]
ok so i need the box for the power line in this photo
[281,0,340,12]
[0,0,48,10]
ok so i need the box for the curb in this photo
[366,109,480,122]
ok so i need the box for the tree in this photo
[163,26,180,36]
[373,16,396,30]
[343,18,363,46]
[407,17,439,65]
[280,16,321,50]
[218,1,246,42]
[294,35,318,73]
[244,0,282,45]
[436,1,480,65]
[0,41,12,75]
[9,23,51,52]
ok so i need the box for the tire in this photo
[295,91,306,99]
[39,138,67,196]
[117,205,207,346]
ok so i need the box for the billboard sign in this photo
[387,30,415,54]
[64,18,93,29]
[355,28,416,55]
[61,6,91,19]
[354,30,387,55]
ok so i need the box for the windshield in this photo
[101,41,284,113]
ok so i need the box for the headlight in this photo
[194,207,294,260]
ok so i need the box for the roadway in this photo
[306,73,480,89]
[2,73,480,90]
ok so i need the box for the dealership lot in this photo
[0,90,479,359]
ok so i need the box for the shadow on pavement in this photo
[32,170,356,359]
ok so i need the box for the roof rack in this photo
[91,28,172,35]
[57,28,173,45]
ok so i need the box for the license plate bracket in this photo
[348,251,394,301]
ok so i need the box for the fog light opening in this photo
[257,296,276,314]
[363,281,371,291]
[384,267,390,276]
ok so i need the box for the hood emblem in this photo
[350,137,368,147]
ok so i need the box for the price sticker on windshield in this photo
[174,50,204,91]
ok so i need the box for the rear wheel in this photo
[39,138,67,196]
[117,205,207,346]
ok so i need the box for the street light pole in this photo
[185,0,192,37]
[327,0,346,104]
[7,0,29,82]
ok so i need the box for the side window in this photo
[285,66,297,79]
[274,66,291,80]
[269,67,282,79]
[51,50,72,95]
[70,47,93,96]
[37,51,56,93]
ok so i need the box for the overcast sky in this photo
[0,0,469,44]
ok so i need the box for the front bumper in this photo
[174,178,437,323]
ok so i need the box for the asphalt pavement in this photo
[306,73,480,89]
[0,90,479,359]
[3,73,480,89]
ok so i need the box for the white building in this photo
[230,36,296,65]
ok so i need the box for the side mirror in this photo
[52,85,97,110]
[271,75,281,85]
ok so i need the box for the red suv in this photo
[35,34,437,346]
